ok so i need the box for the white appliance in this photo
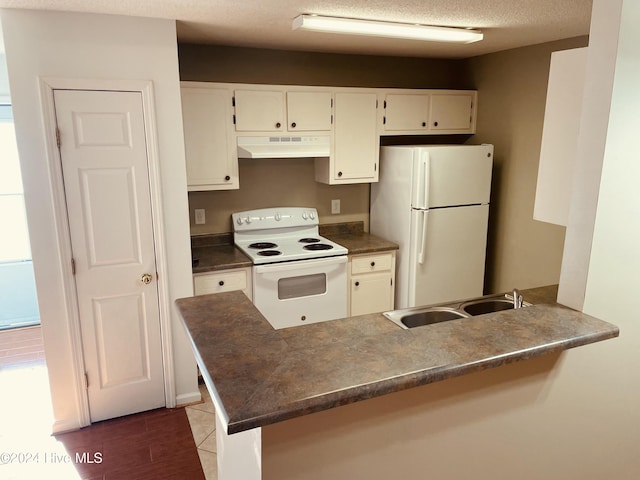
[233,207,348,329]
[237,136,330,159]
[370,144,493,309]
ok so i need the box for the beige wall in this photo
[189,158,370,234]
[468,36,588,293]
[179,45,470,234]
[178,44,471,88]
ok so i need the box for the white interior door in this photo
[408,205,489,307]
[54,89,165,422]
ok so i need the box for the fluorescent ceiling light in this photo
[292,15,483,44]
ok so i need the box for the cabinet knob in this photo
[224,175,231,181]
[301,315,307,321]
[422,122,426,127]
[433,121,439,127]
[291,122,297,128]
[355,281,360,287]
[219,280,225,286]
[370,261,376,267]
[338,171,343,177]
[275,122,281,128]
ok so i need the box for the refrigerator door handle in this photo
[414,152,430,209]
[423,155,430,208]
[418,210,429,265]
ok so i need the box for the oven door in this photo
[253,255,347,329]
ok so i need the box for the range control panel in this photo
[232,207,318,232]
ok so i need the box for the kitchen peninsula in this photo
[176,286,618,480]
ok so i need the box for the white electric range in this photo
[233,207,348,329]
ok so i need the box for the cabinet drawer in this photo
[351,253,393,275]
[193,269,249,296]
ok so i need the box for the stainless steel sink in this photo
[461,298,517,316]
[384,307,470,329]
[383,292,532,329]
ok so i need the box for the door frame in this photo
[38,77,176,426]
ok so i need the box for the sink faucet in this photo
[512,288,524,309]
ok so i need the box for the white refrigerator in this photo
[370,144,494,309]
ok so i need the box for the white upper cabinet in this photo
[234,89,332,133]
[381,90,476,135]
[383,93,430,132]
[181,82,479,188]
[286,91,333,131]
[181,85,238,191]
[234,89,285,132]
[429,91,476,133]
[316,91,379,184]
[534,47,588,226]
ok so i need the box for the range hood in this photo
[237,136,330,159]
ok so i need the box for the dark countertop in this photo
[176,285,619,434]
[190,223,398,274]
[192,244,252,274]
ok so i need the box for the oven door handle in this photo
[254,255,347,273]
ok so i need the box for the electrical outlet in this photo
[331,199,341,214]
[195,209,206,225]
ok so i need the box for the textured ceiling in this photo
[0,0,592,58]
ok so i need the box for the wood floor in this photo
[54,408,206,480]
[0,326,207,479]
[0,325,45,367]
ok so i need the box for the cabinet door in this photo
[351,273,393,316]
[286,91,332,131]
[234,90,285,132]
[333,92,379,182]
[181,87,238,190]
[429,92,475,132]
[384,94,430,132]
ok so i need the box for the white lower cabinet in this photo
[193,267,253,301]
[349,251,396,316]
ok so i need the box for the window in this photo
[0,104,31,263]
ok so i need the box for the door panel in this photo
[54,89,165,422]
[384,94,430,131]
[93,294,149,387]
[333,92,378,181]
[429,93,474,131]
[234,90,285,132]
[351,273,393,316]
[80,167,141,266]
[408,205,489,307]
[286,91,332,131]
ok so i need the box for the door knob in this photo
[141,273,153,284]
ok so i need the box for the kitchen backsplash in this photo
[188,157,370,235]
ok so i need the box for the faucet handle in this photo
[512,288,523,309]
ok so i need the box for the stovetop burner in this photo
[249,242,278,249]
[257,250,282,257]
[303,243,334,251]
[232,207,348,264]
[299,238,321,243]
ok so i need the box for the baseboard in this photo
[176,390,201,407]
[52,417,85,435]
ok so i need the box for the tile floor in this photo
[185,382,219,480]
[0,327,219,479]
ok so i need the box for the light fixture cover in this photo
[292,15,483,44]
